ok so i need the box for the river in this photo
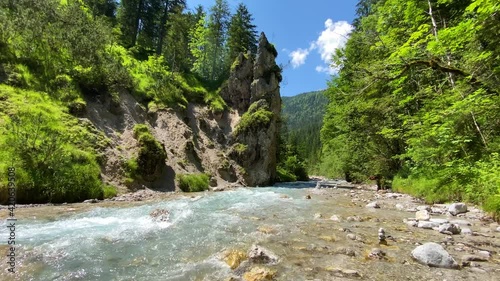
[1,182,499,280]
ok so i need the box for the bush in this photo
[103,185,118,199]
[0,85,104,203]
[276,167,296,182]
[132,124,166,179]
[177,173,210,192]
[235,102,273,135]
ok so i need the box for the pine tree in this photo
[227,3,258,64]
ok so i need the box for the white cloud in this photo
[287,19,353,74]
[289,48,310,68]
[315,65,337,75]
[314,19,353,74]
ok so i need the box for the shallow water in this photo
[1,182,499,280]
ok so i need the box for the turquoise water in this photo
[6,183,318,280]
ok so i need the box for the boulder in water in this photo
[411,242,459,269]
[366,201,380,208]
[242,266,276,281]
[415,210,430,221]
[222,249,247,270]
[448,203,467,216]
[438,224,461,235]
[248,245,279,265]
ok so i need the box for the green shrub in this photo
[233,143,248,155]
[0,85,104,203]
[235,102,273,135]
[176,173,210,192]
[103,185,118,199]
[132,124,166,179]
[276,167,296,182]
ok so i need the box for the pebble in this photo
[429,218,449,224]
[330,215,341,222]
[416,210,430,221]
[417,221,440,229]
[438,224,461,235]
[461,228,473,235]
[366,201,380,208]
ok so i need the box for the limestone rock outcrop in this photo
[222,32,281,186]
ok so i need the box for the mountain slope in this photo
[281,90,328,171]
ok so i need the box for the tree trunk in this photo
[132,0,144,47]
[156,0,170,56]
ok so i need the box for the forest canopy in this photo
[321,0,500,215]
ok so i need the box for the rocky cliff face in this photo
[83,32,281,193]
[223,32,282,186]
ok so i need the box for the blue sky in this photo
[185,0,357,96]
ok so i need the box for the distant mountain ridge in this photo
[281,90,328,170]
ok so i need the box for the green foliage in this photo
[176,173,210,192]
[132,124,166,179]
[282,91,328,172]
[103,184,118,199]
[321,0,500,213]
[233,143,248,155]
[0,85,104,203]
[227,3,258,64]
[235,102,273,135]
[276,140,308,182]
[276,167,297,182]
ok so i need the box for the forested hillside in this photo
[321,0,500,214]
[282,91,328,172]
[0,0,270,203]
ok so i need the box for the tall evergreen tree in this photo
[207,0,230,81]
[227,3,258,64]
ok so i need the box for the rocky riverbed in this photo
[1,181,499,280]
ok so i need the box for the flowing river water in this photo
[1,182,499,280]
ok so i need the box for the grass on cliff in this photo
[235,102,273,135]
[176,173,210,192]
[0,85,107,203]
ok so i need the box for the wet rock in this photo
[248,245,279,265]
[257,226,276,234]
[326,268,361,278]
[334,247,356,257]
[461,254,488,262]
[346,216,363,222]
[385,193,401,199]
[477,251,491,259]
[346,233,357,240]
[450,219,471,226]
[429,218,449,224]
[368,248,386,260]
[330,215,341,222]
[366,201,380,208]
[448,203,467,216]
[461,228,473,235]
[496,226,500,232]
[411,242,459,269]
[223,249,248,269]
[83,199,98,203]
[406,221,418,227]
[416,210,430,221]
[431,207,445,214]
[378,228,386,242]
[305,195,312,199]
[212,186,225,192]
[150,208,170,222]
[438,224,461,235]
[417,205,431,212]
[395,203,405,210]
[417,221,440,229]
[242,266,276,281]
[279,194,289,199]
[314,213,323,219]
